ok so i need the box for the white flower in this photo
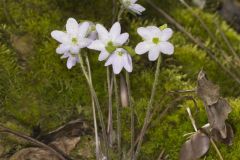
[121,0,145,15]
[81,21,98,41]
[61,52,79,69]
[51,18,92,55]
[105,48,133,74]
[135,26,174,61]
[88,22,129,61]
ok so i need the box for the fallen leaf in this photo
[180,131,210,160]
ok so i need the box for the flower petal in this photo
[78,22,90,38]
[70,45,80,54]
[56,44,70,54]
[67,55,77,69]
[114,33,129,46]
[88,40,105,51]
[99,50,110,61]
[146,26,161,37]
[135,41,154,55]
[137,27,152,40]
[129,4,145,15]
[159,42,174,55]
[112,55,123,74]
[79,38,92,48]
[148,46,161,61]
[161,28,173,41]
[123,53,133,72]
[51,31,69,43]
[66,18,79,36]
[105,54,114,66]
[96,24,109,43]
[110,22,121,40]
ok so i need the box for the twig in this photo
[0,124,66,160]
[186,107,198,132]
[146,0,240,85]
[114,74,122,159]
[134,55,162,159]
[210,138,224,160]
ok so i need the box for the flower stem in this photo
[126,71,135,160]
[134,55,162,159]
[210,138,224,160]
[85,54,100,160]
[78,54,109,159]
[114,74,122,159]
[117,6,125,22]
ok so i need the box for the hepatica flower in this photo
[51,18,92,69]
[105,48,133,74]
[88,22,129,61]
[121,0,145,15]
[135,26,174,61]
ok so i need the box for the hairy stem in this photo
[114,74,122,159]
[134,55,162,159]
[78,54,109,159]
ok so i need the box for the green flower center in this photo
[152,37,160,44]
[117,51,123,56]
[106,41,117,53]
[123,0,131,6]
[71,37,78,44]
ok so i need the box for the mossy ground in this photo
[0,0,240,159]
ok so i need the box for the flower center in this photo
[123,0,131,6]
[152,37,160,44]
[117,51,123,56]
[106,41,117,53]
[71,37,78,44]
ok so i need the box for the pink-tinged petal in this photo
[66,18,79,36]
[148,46,161,61]
[146,26,161,37]
[110,22,121,40]
[159,42,174,55]
[61,52,70,59]
[70,45,80,54]
[135,41,154,55]
[51,31,69,43]
[79,38,92,48]
[129,4,145,15]
[67,55,77,69]
[105,54,115,66]
[112,54,123,74]
[88,40,105,51]
[96,24,109,43]
[123,53,133,72]
[161,28,173,41]
[56,44,70,54]
[78,22,90,38]
[137,27,152,40]
[114,33,129,46]
[99,50,110,61]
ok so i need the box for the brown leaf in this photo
[206,98,232,138]
[197,70,220,105]
[211,122,234,146]
[180,132,210,160]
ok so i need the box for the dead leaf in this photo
[197,70,220,105]
[180,132,210,160]
[211,122,234,146]
[206,98,231,138]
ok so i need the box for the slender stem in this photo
[107,67,114,147]
[0,125,66,160]
[78,54,109,159]
[210,138,224,160]
[146,0,240,85]
[117,6,125,22]
[134,55,162,159]
[186,107,198,132]
[114,74,122,159]
[126,71,135,160]
[85,54,100,160]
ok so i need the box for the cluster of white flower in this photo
[51,1,174,74]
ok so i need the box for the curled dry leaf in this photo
[206,98,232,139]
[180,131,210,160]
[211,122,234,146]
[197,70,220,106]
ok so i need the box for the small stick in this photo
[210,138,224,160]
